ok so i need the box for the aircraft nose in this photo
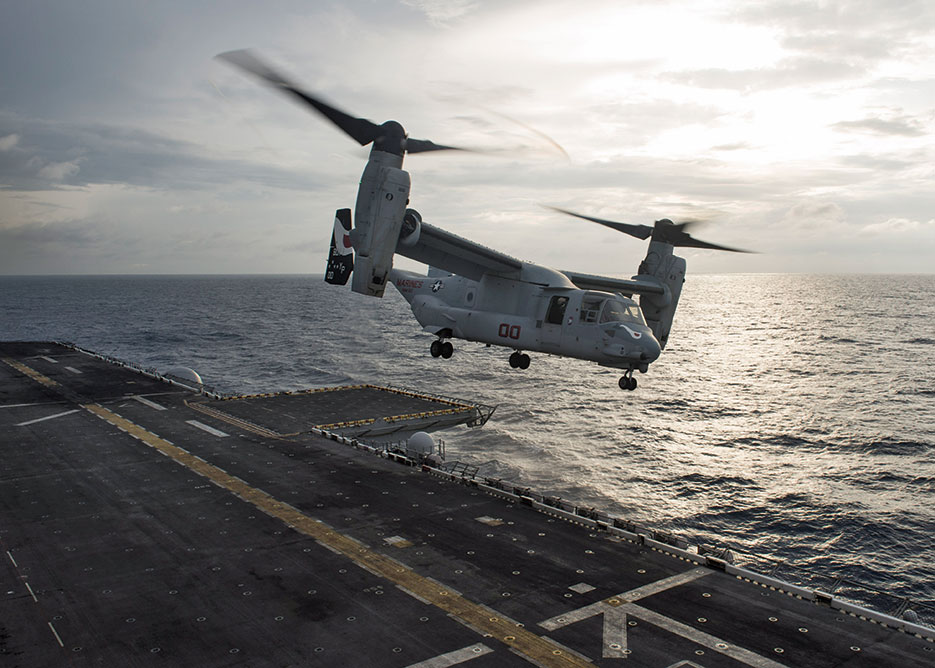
[641,335,661,362]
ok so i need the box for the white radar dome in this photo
[407,431,435,455]
[165,367,203,385]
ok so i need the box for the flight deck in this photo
[1,342,933,667]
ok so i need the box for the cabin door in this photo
[540,294,570,348]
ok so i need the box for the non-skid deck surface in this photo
[2,342,932,666]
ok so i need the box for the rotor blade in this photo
[657,223,751,252]
[216,49,381,146]
[545,206,653,240]
[670,235,752,253]
[405,138,469,154]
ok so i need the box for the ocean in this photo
[2,273,933,612]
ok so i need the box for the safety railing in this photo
[456,475,935,635]
[59,342,223,398]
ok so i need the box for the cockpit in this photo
[580,294,645,325]
[601,299,645,324]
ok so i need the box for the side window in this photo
[545,296,569,325]
[580,297,602,323]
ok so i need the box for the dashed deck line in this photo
[3,359,60,388]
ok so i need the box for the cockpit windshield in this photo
[600,299,645,325]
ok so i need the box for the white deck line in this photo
[39,356,58,363]
[540,568,710,631]
[623,603,789,668]
[185,419,229,437]
[64,366,82,374]
[133,395,167,411]
[16,409,79,427]
[1,402,63,410]
[47,622,64,647]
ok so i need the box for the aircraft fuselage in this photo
[390,268,661,371]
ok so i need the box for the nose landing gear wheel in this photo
[441,341,453,359]
[430,340,442,358]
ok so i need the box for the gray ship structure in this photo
[2,341,933,666]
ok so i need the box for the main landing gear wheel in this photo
[431,340,453,359]
[619,374,637,391]
[509,352,530,369]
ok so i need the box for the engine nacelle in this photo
[637,244,684,350]
[398,209,422,248]
[350,158,410,298]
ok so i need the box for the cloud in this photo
[779,201,847,234]
[859,217,935,236]
[666,57,864,91]
[0,115,332,192]
[832,115,926,137]
[402,0,480,26]
[836,153,917,172]
[738,0,935,40]
[0,133,19,151]
[0,219,101,244]
[37,160,81,182]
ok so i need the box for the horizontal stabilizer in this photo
[325,208,354,285]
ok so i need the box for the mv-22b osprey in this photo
[220,51,748,390]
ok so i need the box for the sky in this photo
[1,0,933,276]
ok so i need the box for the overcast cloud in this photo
[1,0,933,275]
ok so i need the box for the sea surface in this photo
[2,273,933,609]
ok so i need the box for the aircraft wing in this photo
[561,271,666,296]
[396,221,523,281]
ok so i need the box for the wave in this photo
[903,337,935,345]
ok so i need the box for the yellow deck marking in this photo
[3,359,60,388]
[83,403,590,667]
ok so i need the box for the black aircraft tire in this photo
[430,340,442,357]
[629,377,638,390]
[441,341,453,359]
[619,376,629,390]
[509,353,518,368]
[519,354,530,370]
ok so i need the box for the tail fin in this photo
[325,208,354,286]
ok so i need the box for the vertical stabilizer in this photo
[325,208,354,286]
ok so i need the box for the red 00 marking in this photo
[498,323,521,339]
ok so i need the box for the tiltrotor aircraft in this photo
[219,51,748,390]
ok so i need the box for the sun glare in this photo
[532,2,783,71]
